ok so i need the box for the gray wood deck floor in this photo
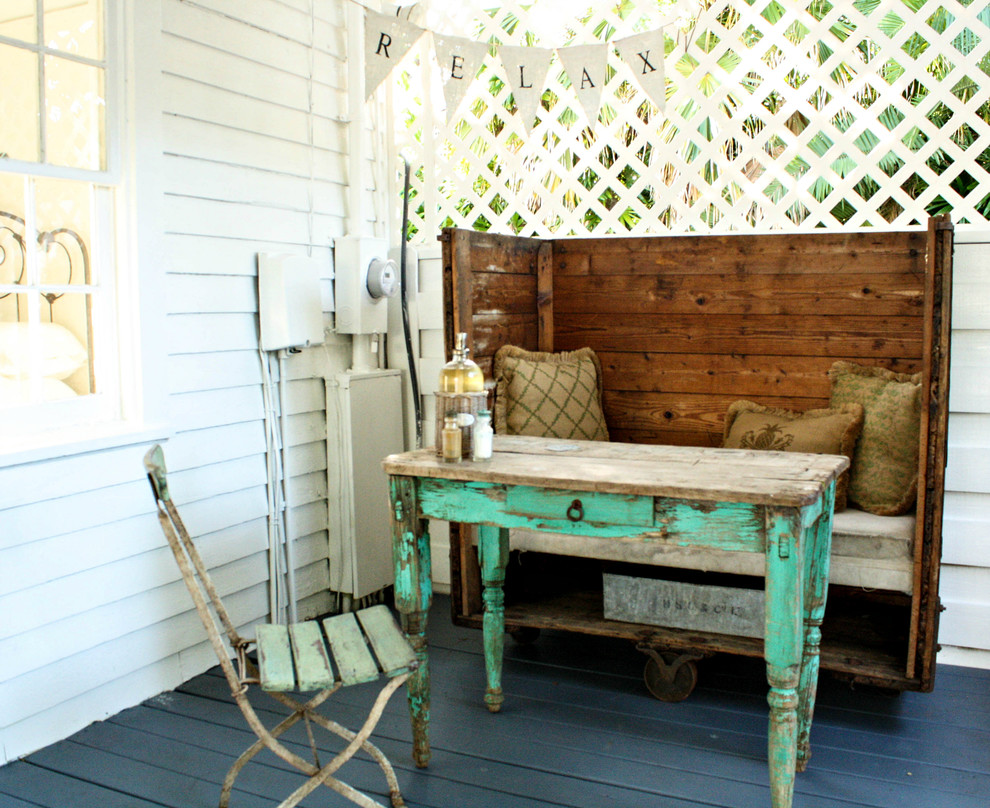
[1,595,988,808]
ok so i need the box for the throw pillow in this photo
[722,400,865,511]
[493,345,609,441]
[828,361,922,516]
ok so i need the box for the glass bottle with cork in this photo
[438,332,484,393]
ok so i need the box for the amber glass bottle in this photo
[437,332,484,393]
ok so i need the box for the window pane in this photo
[44,55,105,170]
[0,175,28,287]
[34,176,93,287]
[44,0,104,61]
[0,1,38,45]
[0,45,41,163]
[0,293,92,405]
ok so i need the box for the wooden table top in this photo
[382,436,848,508]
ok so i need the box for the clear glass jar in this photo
[438,332,484,393]
[472,410,493,461]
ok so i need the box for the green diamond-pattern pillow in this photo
[493,345,609,441]
[828,361,922,516]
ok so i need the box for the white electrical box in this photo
[334,236,394,335]
[326,370,405,599]
[258,253,325,351]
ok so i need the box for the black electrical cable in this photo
[399,159,423,448]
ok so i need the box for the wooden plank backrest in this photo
[442,227,938,445]
[552,229,929,447]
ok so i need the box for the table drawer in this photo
[505,487,654,527]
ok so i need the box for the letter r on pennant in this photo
[376,32,392,58]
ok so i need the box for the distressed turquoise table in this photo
[384,435,847,808]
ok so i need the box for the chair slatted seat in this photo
[144,445,416,808]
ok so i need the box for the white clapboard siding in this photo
[163,1,312,79]
[939,230,990,667]
[2,653,185,769]
[169,388,265,432]
[165,313,260,354]
[182,0,319,48]
[166,233,334,278]
[942,516,990,568]
[0,537,269,682]
[162,153,344,214]
[167,273,258,315]
[1,479,152,549]
[0,495,268,639]
[0,0,365,765]
[168,351,265,394]
[0,445,149,510]
[163,34,312,110]
[156,422,268,470]
[3,572,269,727]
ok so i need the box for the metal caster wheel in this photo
[640,648,701,702]
[508,626,541,645]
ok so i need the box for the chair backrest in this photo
[144,445,249,691]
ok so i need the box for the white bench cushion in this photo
[502,507,916,594]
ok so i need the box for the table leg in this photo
[764,507,804,808]
[389,477,433,768]
[477,524,509,712]
[797,482,835,771]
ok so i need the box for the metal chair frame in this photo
[144,445,413,808]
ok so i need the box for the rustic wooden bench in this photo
[439,215,953,694]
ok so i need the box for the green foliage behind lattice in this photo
[390,0,990,238]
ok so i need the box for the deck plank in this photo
[1,595,987,808]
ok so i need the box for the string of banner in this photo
[364,8,671,133]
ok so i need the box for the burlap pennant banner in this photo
[613,29,667,112]
[556,43,608,127]
[365,9,426,100]
[499,45,554,134]
[363,9,667,128]
[432,34,491,121]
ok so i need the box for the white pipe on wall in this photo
[278,350,298,623]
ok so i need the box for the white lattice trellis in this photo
[386,0,990,239]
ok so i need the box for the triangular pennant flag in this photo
[614,29,666,112]
[499,45,554,134]
[556,43,608,127]
[433,33,490,121]
[365,9,426,100]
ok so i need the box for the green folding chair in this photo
[144,445,417,808]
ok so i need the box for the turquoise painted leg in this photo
[477,524,509,713]
[796,481,836,772]
[389,476,433,768]
[764,507,803,808]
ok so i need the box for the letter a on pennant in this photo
[499,45,554,135]
[365,9,426,100]
[433,34,490,121]
[614,28,667,112]
[556,44,608,128]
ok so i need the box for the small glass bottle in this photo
[441,413,462,463]
[438,332,484,393]
[472,410,493,461]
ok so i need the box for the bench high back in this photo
[440,215,953,692]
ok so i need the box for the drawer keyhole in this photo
[566,499,584,522]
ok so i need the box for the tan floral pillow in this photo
[493,345,609,441]
[828,361,922,516]
[722,400,864,511]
